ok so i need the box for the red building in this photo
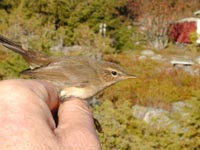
[168,18,198,43]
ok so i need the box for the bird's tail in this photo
[0,34,50,68]
[0,34,28,56]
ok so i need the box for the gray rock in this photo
[132,105,170,124]
[132,104,187,133]
[138,55,147,60]
[143,109,169,123]
[63,45,83,52]
[194,68,200,76]
[171,101,192,120]
[141,50,155,57]
[151,54,164,61]
[132,105,150,120]
[172,101,192,112]
[50,39,64,51]
[194,56,200,64]
[184,66,195,75]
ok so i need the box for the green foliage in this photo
[94,98,200,150]
[0,9,9,31]
[0,0,137,52]
[110,24,138,52]
[187,31,200,52]
[0,51,28,78]
[94,100,139,150]
[73,24,114,54]
[181,99,200,149]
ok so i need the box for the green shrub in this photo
[0,50,28,78]
[94,97,200,150]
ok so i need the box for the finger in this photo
[0,79,59,111]
[26,79,59,111]
[0,79,59,149]
[0,79,59,127]
[55,98,101,150]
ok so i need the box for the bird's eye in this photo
[111,71,118,76]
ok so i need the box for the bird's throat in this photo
[59,86,97,101]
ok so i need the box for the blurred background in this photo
[0,0,200,149]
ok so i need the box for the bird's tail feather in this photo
[0,34,27,56]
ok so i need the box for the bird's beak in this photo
[124,74,136,79]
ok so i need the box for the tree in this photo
[127,0,200,49]
[0,0,137,51]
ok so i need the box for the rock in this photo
[141,50,155,57]
[194,56,200,64]
[132,105,170,123]
[50,39,64,51]
[171,101,192,119]
[183,66,195,75]
[194,68,200,76]
[138,55,147,60]
[89,97,102,106]
[143,109,169,123]
[63,45,83,52]
[132,105,150,120]
[132,104,186,133]
[151,54,164,61]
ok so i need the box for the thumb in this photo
[54,98,101,150]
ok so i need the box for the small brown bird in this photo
[0,34,136,133]
[0,34,136,101]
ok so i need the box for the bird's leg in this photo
[93,117,103,133]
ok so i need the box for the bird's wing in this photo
[21,59,94,88]
[21,65,69,87]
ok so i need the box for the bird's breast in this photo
[59,86,98,100]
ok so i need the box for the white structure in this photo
[196,19,200,44]
[99,23,107,37]
[194,10,200,43]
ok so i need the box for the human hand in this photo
[0,79,101,150]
